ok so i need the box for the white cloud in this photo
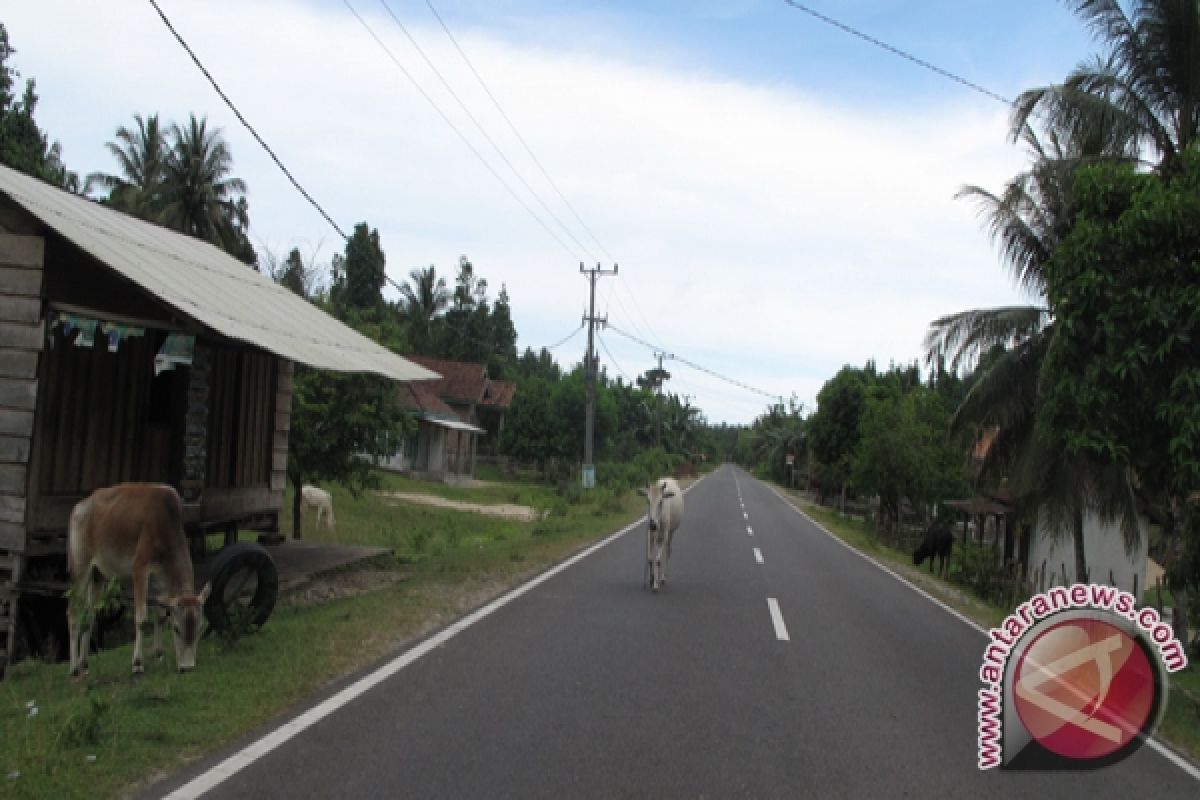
[9,0,1033,423]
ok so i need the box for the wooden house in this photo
[0,164,437,674]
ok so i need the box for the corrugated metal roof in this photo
[0,164,438,383]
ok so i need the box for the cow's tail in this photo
[66,497,93,579]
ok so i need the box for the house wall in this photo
[1027,511,1148,596]
[0,233,44,677]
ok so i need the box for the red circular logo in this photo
[1013,618,1157,761]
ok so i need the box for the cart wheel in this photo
[202,542,278,635]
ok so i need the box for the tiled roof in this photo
[405,355,488,404]
[399,381,459,419]
[484,379,516,409]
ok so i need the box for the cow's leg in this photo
[68,569,96,677]
[150,603,164,662]
[131,566,149,674]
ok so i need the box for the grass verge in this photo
[0,476,647,799]
[774,486,1200,768]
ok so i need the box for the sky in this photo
[6,1,1098,424]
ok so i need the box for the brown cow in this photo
[67,484,211,676]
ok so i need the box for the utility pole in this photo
[581,261,617,488]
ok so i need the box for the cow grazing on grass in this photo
[913,520,954,578]
[301,485,336,532]
[67,484,211,676]
[638,478,684,592]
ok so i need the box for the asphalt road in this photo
[158,465,1197,798]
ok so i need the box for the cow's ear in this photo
[636,488,648,498]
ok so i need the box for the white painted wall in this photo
[1027,510,1148,596]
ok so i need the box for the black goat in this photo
[913,522,953,578]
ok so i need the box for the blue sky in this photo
[10,1,1101,423]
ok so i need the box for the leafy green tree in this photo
[808,366,871,504]
[1040,152,1200,638]
[330,222,387,315]
[748,399,806,485]
[269,241,409,535]
[286,367,407,537]
[0,23,76,189]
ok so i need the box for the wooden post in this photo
[0,234,44,678]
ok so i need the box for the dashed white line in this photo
[753,548,764,564]
[767,598,790,641]
[742,511,749,520]
[747,526,754,536]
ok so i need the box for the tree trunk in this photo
[1072,507,1088,583]
[290,473,304,541]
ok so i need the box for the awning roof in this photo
[424,416,486,435]
[0,164,438,383]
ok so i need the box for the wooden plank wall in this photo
[205,348,277,490]
[273,361,292,495]
[0,234,44,677]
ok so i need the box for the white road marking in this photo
[753,548,763,564]
[763,483,1200,784]
[767,598,789,641]
[742,511,749,520]
[747,526,753,536]
[162,477,713,798]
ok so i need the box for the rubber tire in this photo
[201,542,278,635]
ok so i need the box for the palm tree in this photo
[1013,0,1200,174]
[399,266,450,353]
[399,266,451,322]
[926,115,1140,582]
[85,113,166,215]
[157,114,248,253]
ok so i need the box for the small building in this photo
[0,164,437,674]
[375,356,516,482]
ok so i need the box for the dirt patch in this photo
[376,491,548,522]
[280,567,409,607]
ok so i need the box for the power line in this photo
[423,0,617,265]
[606,323,781,401]
[544,324,584,351]
[780,0,1012,107]
[344,0,579,260]
[378,0,595,260]
[147,0,350,241]
[596,332,631,382]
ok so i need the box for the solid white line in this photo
[166,477,711,799]
[767,597,789,641]
[763,483,1200,783]
[753,548,764,564]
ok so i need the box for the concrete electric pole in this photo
[580,262,617,488]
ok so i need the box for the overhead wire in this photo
[147,0,350,241]
[420,1,673,355]
[779,0,1012,107]
[606,323,782,401]
[343,0,580,260]
[378,0,597,261]
[422,0,616,265]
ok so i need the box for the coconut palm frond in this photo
[924,306,1049,372]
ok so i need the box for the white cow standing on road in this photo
[638,477,684,592]
[301,485,336,533]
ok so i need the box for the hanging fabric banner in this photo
[155,333,195,375]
